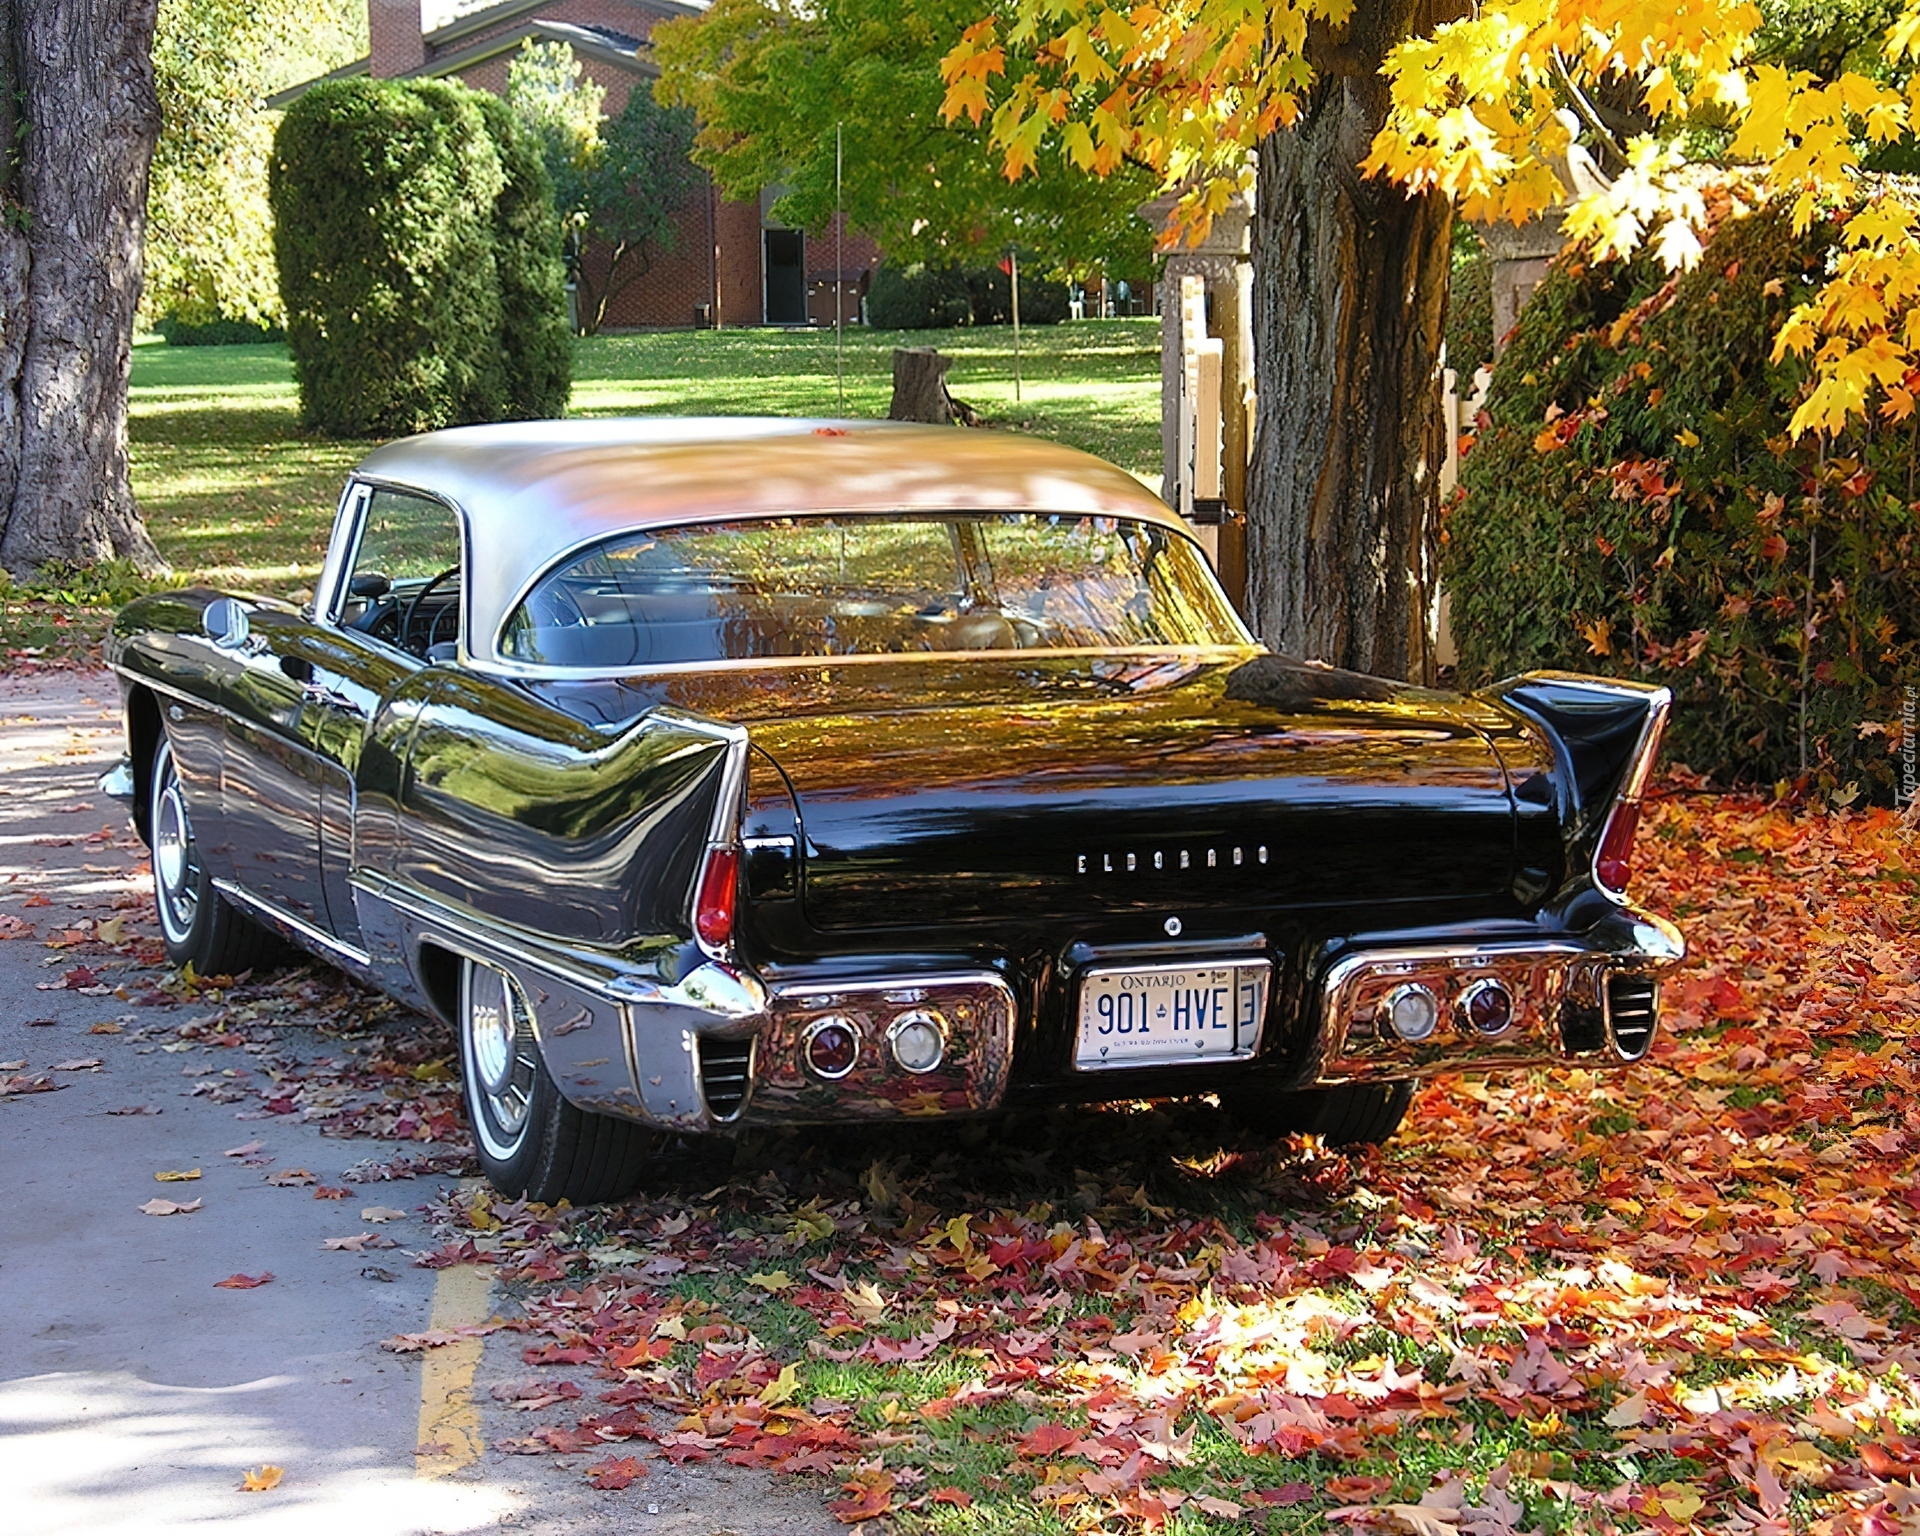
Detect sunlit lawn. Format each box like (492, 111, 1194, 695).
(124, 319, 1162, 598)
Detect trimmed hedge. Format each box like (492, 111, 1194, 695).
(271, 78, 569, 437)
(1448, 200, 1920, 799)
(471, 93, 571, 421)
(156, 315, 285, 346)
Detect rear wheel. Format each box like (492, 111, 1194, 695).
(1224, 1079, 1414, 1148)
(149, 737, 283, 976)
(457, 958, 654, 1204)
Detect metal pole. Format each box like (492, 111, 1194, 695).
(835, 123, 844, 418)
(1010, 246, 1021, 404)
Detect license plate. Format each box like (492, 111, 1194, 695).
(1074, 958, 1270, 1070)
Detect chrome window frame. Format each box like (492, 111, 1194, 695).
(315, 476, 477, 666)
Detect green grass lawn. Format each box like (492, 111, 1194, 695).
(126, 318, 1162, 596)
(0, 319, 1157, 663)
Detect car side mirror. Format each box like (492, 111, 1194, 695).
(348, 573, 392, 599)
(202, 597, 251, 650)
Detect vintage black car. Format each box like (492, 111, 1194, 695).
(103, 418, 1683, 1203)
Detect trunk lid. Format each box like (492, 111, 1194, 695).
(630, 653, 1522, 932)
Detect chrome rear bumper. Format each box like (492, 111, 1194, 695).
(1313, 910, 1685, 1084)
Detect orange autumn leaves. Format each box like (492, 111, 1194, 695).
(432, 782, 1920, 1531)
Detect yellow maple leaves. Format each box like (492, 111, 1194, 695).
(950, 0, 1920, 433)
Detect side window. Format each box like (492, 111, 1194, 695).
(336, 488, 464, 658)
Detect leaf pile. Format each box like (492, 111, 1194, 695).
(417, 789, 1920, 1533)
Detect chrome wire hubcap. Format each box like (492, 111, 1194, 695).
(464, 964, 537, 1160)
(152, 746, 199, 941)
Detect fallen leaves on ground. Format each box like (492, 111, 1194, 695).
(404, 787, 1920, 1534)
(214, 1272, 273, 1289)
(360, 1205, 406, 1223)
(138, 1197, 201, 1216)
(237, 1465, 283, 1492)
(583, 1454, 647, 1490)
(153, 1168, 200, 1182)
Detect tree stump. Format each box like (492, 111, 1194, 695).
(887, 347, 984, 427)
(888, 347, 953, 422)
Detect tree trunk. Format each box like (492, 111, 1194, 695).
(0, 1, 165, 578)
(1245, 1, 1458, 682)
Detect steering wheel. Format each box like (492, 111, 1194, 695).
(402, 565, 460, 656)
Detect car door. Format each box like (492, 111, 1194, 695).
(211, 603, 334, 931)
(292, 483, 465, 944)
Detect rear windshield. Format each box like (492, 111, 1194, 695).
(498, 514, 1247, 668)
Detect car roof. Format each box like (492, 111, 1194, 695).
(349, 417, 1185, 663)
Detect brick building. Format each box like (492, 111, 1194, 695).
(273, 0, 881, 329)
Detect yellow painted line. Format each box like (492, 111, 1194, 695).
(414, 1261, 495, 1479)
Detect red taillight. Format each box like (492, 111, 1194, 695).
(1595, 801, 1641, 894)
(694, 846, 740, 950)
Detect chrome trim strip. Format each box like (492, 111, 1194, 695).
(743, 834, 796, 852)
(769, 969, 1012, 1004)
(472, 643, 1260, 686)
(212, 878, 373, 970)
(349, 871, 768, 1018)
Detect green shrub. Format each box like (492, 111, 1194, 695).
(471, 93, 571, 418)
(869, 258, 1071, 329)
(156, 314, 285, 346)
(271, 78, 511, 436)
(964, 261, 1071, 326)
(1448, 199, 1920, 799)
(868, 262, 972, 330)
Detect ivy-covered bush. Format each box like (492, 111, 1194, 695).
(1448, 199, 1920, 799)
(272, 78, 570, 436)
(471, 93, 572, 420)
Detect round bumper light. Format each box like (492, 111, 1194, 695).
(801, 1016, 860, 1079)
(1383, 982, 1440, 1043)
(1458, 979, 1515, 1036)
(887, 1009, 947, 1074)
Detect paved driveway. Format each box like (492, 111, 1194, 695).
(0, 669, 836, 1536)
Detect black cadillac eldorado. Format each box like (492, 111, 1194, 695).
(102, 418, 1683, 1203)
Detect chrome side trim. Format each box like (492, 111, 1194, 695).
(212, 878, 373, 970)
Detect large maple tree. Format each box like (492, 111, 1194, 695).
(942, 0, 1920, 679)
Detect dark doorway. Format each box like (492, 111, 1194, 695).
(763, 229, 806, 325)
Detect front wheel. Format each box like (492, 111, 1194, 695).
(149, 736, 283, 976)
(457, 958, 654, 1204)
(1223, 1079, 1414, 1148)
